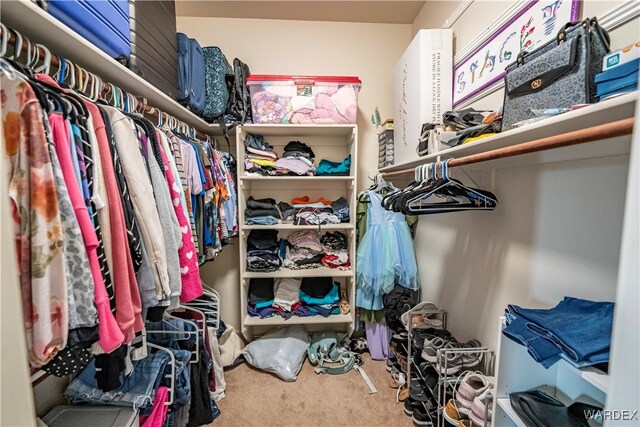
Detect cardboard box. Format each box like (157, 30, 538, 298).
(393, 29, 453, 166)
(603, 42, 640, 71)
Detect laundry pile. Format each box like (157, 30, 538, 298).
(274, 140, 316, 176)
(244, 134, 278, 176)
(247, 277, 348, 319)
(249, 83, 360, 124)
(283, 230, 325, 270)
(321, 232, 350, 270)
(246, 230, 281, 272)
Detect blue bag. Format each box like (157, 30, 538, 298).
(177, 33, 205, 115)
(48, 0, 130, 60)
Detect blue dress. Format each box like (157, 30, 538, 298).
(356, 191, 419, 310)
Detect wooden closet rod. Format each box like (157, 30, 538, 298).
(1, 26, 215, 141)
(381, 118, 635, 178)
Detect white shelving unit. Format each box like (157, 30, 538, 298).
(492, 318, 609, 426)
(237, 124, 358, 339)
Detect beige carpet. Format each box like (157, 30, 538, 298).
(209, 354, 414, 426)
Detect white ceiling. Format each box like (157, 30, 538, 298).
(175, 1, 426, 24)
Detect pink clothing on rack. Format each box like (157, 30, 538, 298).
(48, 112, 124, 353)
(156, 130, 203, 302)
(139, 386, 169, 427)
(86, 101, 144, 341)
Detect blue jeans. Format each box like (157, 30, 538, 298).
(66, 351, 170, 410)
(503, 311, 561, 368)
(245, 215, 278, 225)
(504, 297, 614, 368)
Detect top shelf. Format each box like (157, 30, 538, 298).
(0, 0, 220, 135)
(241, 124, 356, 137)
(380, 91, 637, 173)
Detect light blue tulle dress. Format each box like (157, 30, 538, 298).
(356, 190, 420, 310)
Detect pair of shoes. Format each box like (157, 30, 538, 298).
(404, 397, 422, 416)
(436, 339, 484, 375)
(422, 336, 458, 363)
(389, 370, 406, 389)
(412, 404, 437, 426)
(445, 372, 494, 426)
(413, 328, 453, 350)
(386, 354, 398, 372)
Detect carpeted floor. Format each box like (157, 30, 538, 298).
(209, 354, 414, 426)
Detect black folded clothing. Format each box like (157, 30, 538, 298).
(283, 140, 315, 160)
(295, 253, 324, 266)
(245, 207, 281, 218)
(246, 196, 277, 210)
(248, 278, 275, 304)
(510, 390, 601, 427)
(301, 276, 334, 298)
(321, 231, 348, 251)
(277, 201, 295, 221)
(247, 230, 278, 251)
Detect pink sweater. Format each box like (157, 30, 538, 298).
(48, 113, 124, 353)
(86, 101, 144, 341)
(156, 131, 203, 302)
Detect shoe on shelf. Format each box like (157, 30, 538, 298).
(409, 386, 432, 403)
(436, 346, 463, 375)
(386, 354, 398, 372)
(411, 404, 436, 426)
(422, 336, 456, 363)
(443, 399, 467, 426)
(397, 384, 409, 403)
(404, 399, 415, 416)
(468, 392, 494, 426)
(458, 339, 484, 369)
(455, 372, 494, 415)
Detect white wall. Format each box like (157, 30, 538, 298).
(177, 16, 411, 329)
(408, 0, 637, 349)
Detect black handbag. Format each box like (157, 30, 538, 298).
(509, 390, 602, 427)
(502, 17, 610, 130)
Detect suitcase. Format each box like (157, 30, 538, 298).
(47, 0, 130, 60)
(202, 46, 232, 122)
(177, 33, 205, 115)
(128, 0, 178, 99)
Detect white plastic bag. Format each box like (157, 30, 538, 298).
(242, 325, 308, 381)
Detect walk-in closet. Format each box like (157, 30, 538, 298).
(1, 1, 638, 426)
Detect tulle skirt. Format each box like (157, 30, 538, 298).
(356, 220, 419, 310)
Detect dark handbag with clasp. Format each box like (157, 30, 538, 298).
(501, 17, 610, 131)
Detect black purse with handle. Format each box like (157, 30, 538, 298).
(502, 17, 610, 130)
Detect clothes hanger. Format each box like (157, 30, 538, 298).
(146, 342, 176, 406)
(33, 44, 51, 75)
(404, 159, 498, 214)
(0, 24, 9, 58)
(383, 164, 431, 211)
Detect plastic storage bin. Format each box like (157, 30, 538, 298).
(247, 75, 362, 124)
(41, 406, 138, 427)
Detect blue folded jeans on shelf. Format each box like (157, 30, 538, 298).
(504, 297, 614, 368)
(519, 297, 614, 366)
(65, 350, 171, 410)
(503, 312, 562, 368)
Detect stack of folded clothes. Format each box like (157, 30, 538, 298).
(316, 154, 351, 176)
(245, 197, 280, 225)
(299, 277, 341, 317)
(331, 197, 350, 222)
(320, 231, 350, 270)
(245, 134, 278, 176)
(275, 140, 316, 176)
(248, 278, 275, 309)
(291, 196, 341, 225)
(247, 277, 342, 319)
(283, 230, 324, 270)
(503, 297, 614, 369)
(246, 230, 280, 272)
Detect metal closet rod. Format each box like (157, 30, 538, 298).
(381, 118, 635, 178)
(0, 25, 214, 141)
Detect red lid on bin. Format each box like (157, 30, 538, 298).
(247, 75, 361, 84)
